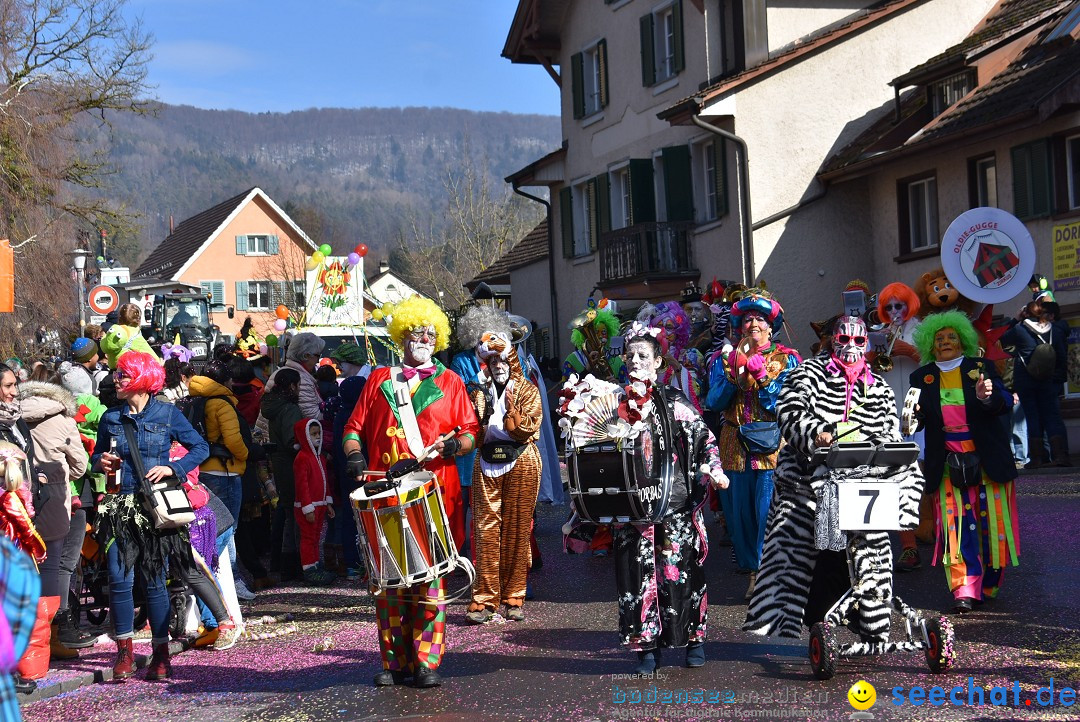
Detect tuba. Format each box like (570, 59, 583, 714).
(570, 310, 612, 380)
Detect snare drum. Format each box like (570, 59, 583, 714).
(350, 471, 458, 589)
(566, 411, 674, 524)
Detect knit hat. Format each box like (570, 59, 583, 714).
(71, 337, 99, 363)
(330, 341, 367, 366)
(58, 361, 93, 397)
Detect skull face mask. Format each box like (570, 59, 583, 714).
(832, 316, 868, 367)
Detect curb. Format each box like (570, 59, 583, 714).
(20, 638, 192, 705)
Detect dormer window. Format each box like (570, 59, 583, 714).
(928, 71, 975, 117)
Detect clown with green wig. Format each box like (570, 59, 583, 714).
(908, 310, 1019, 615)
(562, 304, 627, 384)
(342, 295, 479, 689)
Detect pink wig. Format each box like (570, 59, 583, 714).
(877, 282, 920, 322)
(649, 301, 690, 355)
(117, 351, 165, 394)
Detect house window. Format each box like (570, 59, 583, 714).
(577, 180, 597, 255)
(248, 281, 272, 310)
(1067, 134, 1080, 210)
(968, 154, 997, 208)
(694, 138, 728, 222)
(898, 174, 939, 253)
(235, 234, 279, 256)
(609, 167, 632, 229)
(571, 40, 608, 120)
(640, 1, 684, 87)
(293, 280, 306, 309)
(1011, 139, 1052, 220)
(199, 281, 224, 306)
(706, 0, 746, 82)
(928, 71, 975, 117)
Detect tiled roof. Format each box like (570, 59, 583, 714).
(821, 4, 1080, 178)
(660, 0, 929, 122)
(469, 220, 549, 286)
(894, 0, 1068, 84)
(134, 188, 255, 279)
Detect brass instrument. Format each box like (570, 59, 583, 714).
(570, 309, 613, 380)
(870, 319, 901, 374)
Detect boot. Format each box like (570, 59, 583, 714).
(1049, 436, 1071, 468)
(112, 638, 134, 681)
(633, 648, 661, 674)
(49, 621, 78, 660)
(56, 609, 96, 649)
(144, 643, 171, 681)
(1025, 436, 1044, 469)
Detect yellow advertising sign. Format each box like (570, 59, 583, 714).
(1052, 220, 1080, 291)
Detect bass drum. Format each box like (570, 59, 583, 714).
(566, 406, 674, 524)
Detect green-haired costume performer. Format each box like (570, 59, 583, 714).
(342, 295, 479, 689)
(562, 307, 627, 383)
(909, 310, 1018, 614)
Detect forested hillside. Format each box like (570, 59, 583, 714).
(87, 104, 561, 266)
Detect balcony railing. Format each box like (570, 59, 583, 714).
(599, 221, 695, 283)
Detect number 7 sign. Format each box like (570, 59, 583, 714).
(837, 481, 902, 531)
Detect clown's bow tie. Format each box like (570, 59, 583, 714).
(401, 366, 436, 381)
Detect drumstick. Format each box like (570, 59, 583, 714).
(416, 426, 463, 463)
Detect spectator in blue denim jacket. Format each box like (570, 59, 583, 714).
(92, 351, 208, 683)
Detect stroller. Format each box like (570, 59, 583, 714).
(805, 442, 955, 680)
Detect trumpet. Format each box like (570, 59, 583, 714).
(570, 310, 613, 380)
(870, 319, 901, 373)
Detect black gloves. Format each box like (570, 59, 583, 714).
(440, 437, 461, 459)
(347, 451, 367, 479)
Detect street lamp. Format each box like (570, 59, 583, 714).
(69, 247, 91, 334)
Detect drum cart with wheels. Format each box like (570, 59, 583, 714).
(806, 442, 956, 680)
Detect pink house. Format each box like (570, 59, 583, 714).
(134, 187, 317, 337)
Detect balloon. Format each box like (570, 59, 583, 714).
(275, 305, 289, 319)
(346, 252, 360, 267)
(265, 334, 278, 347)
(354, 243, 369, 257)
(274, 319, 287, 332)
(258, 343, 269, 355)
(311, 251, 325, 264)
(371, 308, 384, 321)
(318, 243, 332, 257)
(305, 256, 320, 271)
(381, 303, 394, 316)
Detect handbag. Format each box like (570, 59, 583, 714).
(736, 421, 782, 455)
(121, 418, 195, 530)
(945, 451, 982, 490)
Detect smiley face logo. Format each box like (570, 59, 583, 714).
(848, 680, 876, 710)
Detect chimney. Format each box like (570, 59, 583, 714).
(169, 215, 174, 234)
(379, 260, 390, 274)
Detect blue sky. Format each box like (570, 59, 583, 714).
(126, 0, 559, 116)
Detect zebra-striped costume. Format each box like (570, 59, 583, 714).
(743, 355, 923, 640)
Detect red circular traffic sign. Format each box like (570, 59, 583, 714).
(88, 285, 120, 314)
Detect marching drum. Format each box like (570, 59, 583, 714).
(350, 471, 458, 590)
(566, 411, 675, 524)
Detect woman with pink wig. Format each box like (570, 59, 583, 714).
(91, 352, 208, 683)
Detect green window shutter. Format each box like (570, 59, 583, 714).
(1012, 140, 1052, 220)
(595, 173, 611, 236)
(662, 145, 693, 221)
(235, 235, 248, 255)
(640, 14, 656, 87)
(672, 0, 685, 74)
(235, 282, 248, 311)
(268, 235, 280, 254)
(713, 139, 729, 217)
(571, 52, 585, 120)
(598, 39, 609, 109)
(628, 159, 656, 225)
(560, 187, 574, 258)
(586, 179, 599, 253)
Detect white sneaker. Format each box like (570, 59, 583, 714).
(234, 578, 256, 601)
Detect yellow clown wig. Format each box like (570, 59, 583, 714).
(387, 296, 452, 353)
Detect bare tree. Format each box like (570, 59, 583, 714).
(252, 238, 309, 334)
(395, 150, 543, 309)
(0, 0, 152, 354)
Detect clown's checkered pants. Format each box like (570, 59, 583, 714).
(375, 578, 446, 672)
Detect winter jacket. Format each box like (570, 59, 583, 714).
(18, 381, 87, 541)
(188, 376, 249, 475)
(260, 390, 303, 494)
(266, 360, 322, 420)
(232, 383, 263, 427)
(331, 374, 366, 493)
(293, 419, 332, 515)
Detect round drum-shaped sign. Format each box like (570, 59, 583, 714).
(88, 285, 120, 315)
(940, 207, 1035, 304)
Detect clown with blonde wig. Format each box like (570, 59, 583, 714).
(343, 296, 479, 689)
(463, 330, 544, 625)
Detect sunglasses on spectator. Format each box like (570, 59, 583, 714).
(835, 334, 867, 345)
(884, 303, 906, 311)
(113, 369, 129, 381)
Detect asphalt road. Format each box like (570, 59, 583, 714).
(22, 473, 1080, 722)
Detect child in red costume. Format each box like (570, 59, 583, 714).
(293, 419, 335, 586)
(0, 441, 45, 564)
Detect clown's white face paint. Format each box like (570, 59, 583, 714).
(486, 356, 510, 385)
(832, 316, 868, 367)
(624, 339, 662, 382)
(403, 326, 436, 367)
